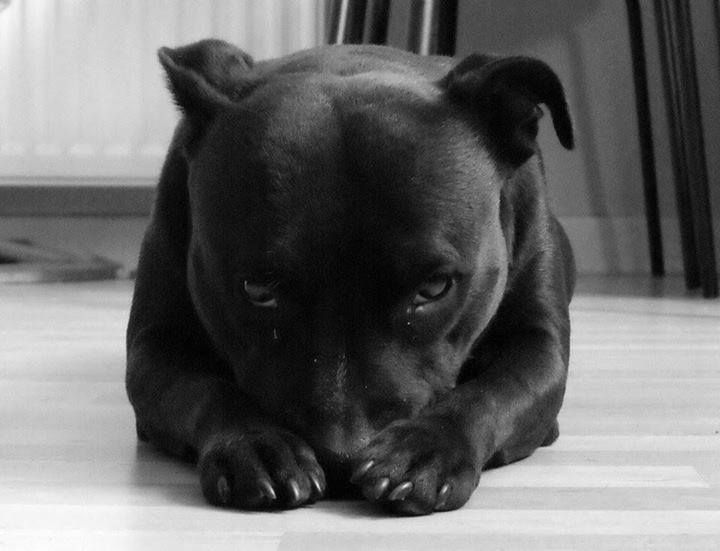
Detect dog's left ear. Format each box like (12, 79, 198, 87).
(441, 54, 574, 165)
(158, 39, 255, 121)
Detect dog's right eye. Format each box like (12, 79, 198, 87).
(412, 274, 454, 306)
(242, 280, 278, 308)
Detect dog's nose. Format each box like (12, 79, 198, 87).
(313, 444, 352, 469)
(310, 424, 370, 456)
(305, 421, 371, 465)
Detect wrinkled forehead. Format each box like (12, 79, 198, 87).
(191, 73, 498, 271)
(337, 85, 498, 226)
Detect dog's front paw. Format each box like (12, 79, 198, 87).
(350, 417, 480, 515)
(198, 427, 326, 510)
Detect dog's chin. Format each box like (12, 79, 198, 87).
(323, 464, 364, 499)
(314, 448, 363, 499)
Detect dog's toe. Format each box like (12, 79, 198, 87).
(351, 416, 480, 515)
(198, 429, 325, 510)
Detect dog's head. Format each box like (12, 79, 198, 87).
(159, 40, 572, 470)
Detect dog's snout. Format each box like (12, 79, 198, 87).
(304, 416, 371, 461)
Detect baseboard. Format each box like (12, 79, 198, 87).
(0, 239, 121, 283)
(0, 216, 147, 277)
(0, 180, 154, 217)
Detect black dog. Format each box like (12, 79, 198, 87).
(126, 39, 575, 516)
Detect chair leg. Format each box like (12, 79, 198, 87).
(327, 0, 345, 44)
(674, 0, 718, 297)
(625, 0, 665, 277)
(655, 0, 718, 297)
(435, 0, 458, 56)
(654, 0, 701, 291)
(407, 0, 434, 54)
(406, 0, 457, 55)
(362, 0, 390, 44)
(328, 0, 368, 45)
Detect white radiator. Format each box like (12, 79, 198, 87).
(0, 0, 325, 181)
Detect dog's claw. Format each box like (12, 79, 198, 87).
(364, 477, 390, 501)
(350, 459, 375, 483)
(287, 478, 301, 505)
(216, 476, 231, 505)
(258, 478, 277, 502)
(387, 481, 413, 501)
(435, 482, 451, 509)
(309, 471, 325, 497)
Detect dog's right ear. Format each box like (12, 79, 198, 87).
(441, 54, 573, 166)
(158, 39, 255, 122)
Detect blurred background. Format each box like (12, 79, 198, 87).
(0, 0, 718, 277)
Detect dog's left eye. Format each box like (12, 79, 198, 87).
(243, 280, 278, 308)
(413, 274, 453, 305)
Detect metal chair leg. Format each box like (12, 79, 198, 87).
(673, 0, 718, 297)
(435, 0, 458, 56)
(328, 0, 368, 45)
(625, 0, 665, 277)
(407, 0, 434, 54)
(406, 0, 457, 55)
(655, 0, 718, 297)
(655, 0, 699, 290)
(362, 0, 390, 44)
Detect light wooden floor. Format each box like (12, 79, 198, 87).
(1, 277, 719, 550)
